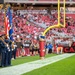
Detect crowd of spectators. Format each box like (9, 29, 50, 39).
(21, 0, 75, 1)
(0, 9, 75, 56)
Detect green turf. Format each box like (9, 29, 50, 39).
(0, 54, 56, 69)
(12, 54, 57, 66)
(22, 55, 75, 75)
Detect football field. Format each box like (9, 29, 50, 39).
(23, 53, 75, 75)
(0, 53, 75, 75)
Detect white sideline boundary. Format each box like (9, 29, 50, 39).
(0, 53, 75, 75)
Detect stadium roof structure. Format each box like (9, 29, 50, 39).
(4, 0, 75, 4)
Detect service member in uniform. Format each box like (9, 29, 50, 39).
(12, 41, 17, 59)
(8, 40, 12, 66)
(0, 35, 8, 67)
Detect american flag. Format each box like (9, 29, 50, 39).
(5, 12, 10, 38)
(5, 7, 13, 41)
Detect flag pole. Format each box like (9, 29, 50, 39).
(4, 4, 7, 35)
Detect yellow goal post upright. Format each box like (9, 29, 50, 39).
(43, 0, 66, 36)
(39, 0, 66, 59)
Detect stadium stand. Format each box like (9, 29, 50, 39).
(0, 1, 75, 57)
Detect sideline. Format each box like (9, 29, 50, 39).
(0, 53, 75, 75)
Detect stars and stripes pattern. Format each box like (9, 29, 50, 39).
(5, 7, 13, 41)
(5, 12, 10, 38)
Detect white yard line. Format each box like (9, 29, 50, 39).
(0, 53, 75, 75)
